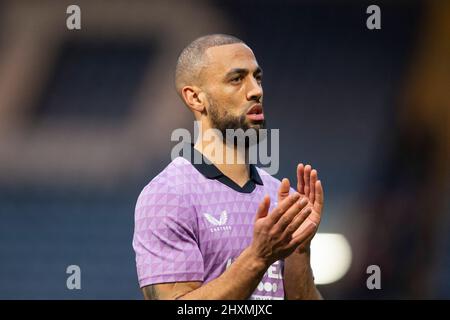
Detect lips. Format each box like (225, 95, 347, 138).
(247, 104, 264, 121)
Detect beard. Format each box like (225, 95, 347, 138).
(207, 95, 266, 148)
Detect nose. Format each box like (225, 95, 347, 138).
(246, 77, 263, 102)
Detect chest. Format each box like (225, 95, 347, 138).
(189, 182, 269, 258)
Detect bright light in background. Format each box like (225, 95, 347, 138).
(310, 233, 352, 285)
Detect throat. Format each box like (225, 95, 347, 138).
(194, 138, 251, 187)
(215, 163, 250, 187)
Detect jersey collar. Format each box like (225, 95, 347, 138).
(183, 144, 263, 193)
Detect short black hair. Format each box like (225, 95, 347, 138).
(175, 34, 244, 94)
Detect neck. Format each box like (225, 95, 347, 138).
(194, 131, 250, 188)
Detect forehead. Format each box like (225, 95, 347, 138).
(204, 43, 259, 73)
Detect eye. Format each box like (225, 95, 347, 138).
(255, 74, 263, 83)
(230, 76, 243, 84)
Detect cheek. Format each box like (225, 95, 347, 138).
(209, 86, 246, 113)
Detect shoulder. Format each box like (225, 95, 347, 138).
(255, 167, 281, 188)
(141, 157, 195, 192)
(135, 157, 196, 210)
(255, 167, 297, 194)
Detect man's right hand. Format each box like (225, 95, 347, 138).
(249, 190, 316, 267)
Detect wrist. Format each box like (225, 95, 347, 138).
(285, 249, 312, 272)
(297, 240, 312, 255)
(242, 246, 270, 272)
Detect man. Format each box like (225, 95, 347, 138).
(132, 34, 323, 300)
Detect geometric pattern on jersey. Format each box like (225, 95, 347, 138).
(133, 146, 287, 299)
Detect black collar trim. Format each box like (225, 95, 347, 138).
(182, 144, 263, 193)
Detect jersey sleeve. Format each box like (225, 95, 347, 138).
(132, 179, 204, 288)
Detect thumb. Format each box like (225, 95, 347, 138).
(278, 178, 291, 203)
(255, 195, 271, 221)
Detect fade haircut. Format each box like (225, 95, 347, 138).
(175, 34, 244, 96)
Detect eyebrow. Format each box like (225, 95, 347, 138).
(225, 66, 263, 78)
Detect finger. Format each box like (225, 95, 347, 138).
(269, 192, 301, 224)
(278, 178, 291, 203)
(255, 195, 270, 221)
(292, 218, 318, 239)
(297, 163, 304, 194)
(288, 222, 317, 249)
(282, 206, 312, 237)
(305, 232, 315, 244)
(313, 180, 324, 214)
(304, 165, 311, 198)
(274, 197, 309, 231)
(310, 169, 317, 203)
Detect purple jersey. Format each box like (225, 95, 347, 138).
(133, 147, 286, 300)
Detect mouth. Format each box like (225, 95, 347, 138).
(246, 104, 264, 121)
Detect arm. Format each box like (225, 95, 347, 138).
(142, 192, 315, 300)
(284, 249, 322, 300)
(279, 164, 325, 300)
(143, 247, 267, 300)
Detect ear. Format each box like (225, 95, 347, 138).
(181, 86, 206, 114)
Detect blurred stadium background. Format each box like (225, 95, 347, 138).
(0, 0, 448, 299)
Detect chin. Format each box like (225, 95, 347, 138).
(247, 121, 265, 131)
